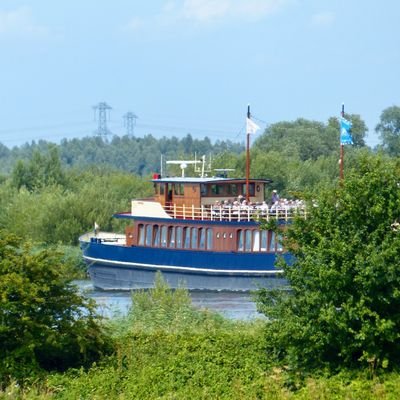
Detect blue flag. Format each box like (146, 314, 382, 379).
(340, 117, 353, 145)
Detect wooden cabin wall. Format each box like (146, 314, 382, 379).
(125, 225, 135, 246)
(171, 184, 201, 208)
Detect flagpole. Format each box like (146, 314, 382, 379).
(246, 105, 251, 202)
(339, 103, 345, 182)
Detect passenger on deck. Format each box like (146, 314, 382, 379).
(258, 201, 269, 216)
(271, 190, 279, 205)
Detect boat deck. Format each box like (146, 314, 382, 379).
(80, 231, 126, 245)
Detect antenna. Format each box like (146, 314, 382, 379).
(93, 102, 112, 136)
(193, 153, 212, 177)
(123, 111, 138, 136)
(166, 160, 201, 178)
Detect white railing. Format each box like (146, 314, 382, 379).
(163, 204, 306, 222)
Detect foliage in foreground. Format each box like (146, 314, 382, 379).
(257, 154, 400, 373)
(2, 275, 400, 398)
(0, 232, 112, 385)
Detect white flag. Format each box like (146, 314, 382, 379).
(246, 117, 260, 134)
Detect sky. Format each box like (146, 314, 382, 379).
(0, 0, 399, 148)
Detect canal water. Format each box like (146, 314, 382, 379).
(75, 280, 263, 320)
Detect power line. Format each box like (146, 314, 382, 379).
(0, 115, 251, 146)
(0, 121, 93, 135)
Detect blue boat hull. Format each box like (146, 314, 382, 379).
(81, 240, 288, 291)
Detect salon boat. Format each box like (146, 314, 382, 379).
(79, 110, 304, 291)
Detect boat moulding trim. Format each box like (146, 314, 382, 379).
(84, 256, 284, 276)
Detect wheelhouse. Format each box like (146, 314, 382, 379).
(152, 176, 272, 208)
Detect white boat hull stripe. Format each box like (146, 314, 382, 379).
(83, 256, 283, 275)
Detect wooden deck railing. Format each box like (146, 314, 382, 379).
(163, 204, 306, 222)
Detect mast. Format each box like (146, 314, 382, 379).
(246, 105, 251, 202)
(339, 103, 345, 182)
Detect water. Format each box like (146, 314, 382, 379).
(74, 280, 263, 320)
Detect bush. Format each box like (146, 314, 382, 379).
(256, 154, 400, 373)
(0, 232, 113, 385)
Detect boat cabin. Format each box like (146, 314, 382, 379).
(152, 176, 272, 209)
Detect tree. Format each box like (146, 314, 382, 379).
(376, 106, 400, 155)
(256, 154, 400, 372)
(254, 119, 338, 162)
(0, 232, 112, 383)
(11, 147, 65, 191)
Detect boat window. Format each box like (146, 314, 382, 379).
(260, 230, 268, 251)
(173, 184, 184, 196)
(153, 225, 160, 247)
(184, 228, 191, 249)
(245, 230, 252, 252)
(191, 227, 198, 249)
(161, 226, 168, 247)
(200, 184, 207, 196)
(269, 231, 276, 251)
(277, 233, 283, 252)
(176, 226, 183, 249)
(228, 184, 238, 196)
(206, 228, 213, 250)
(174, 183, 185, 196)
(160, 183, 165, 195)
(242, 183, 255, 197)
(145, 225, 153, 246)
(138, 224, 145, 246)
(168, 226, 176, 248)
(211, 184, 222, 195)
(237, 230, 244, 251)
(199, 228, 206, 249)
(253, 231, 260, 251)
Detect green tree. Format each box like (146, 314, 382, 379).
(0, 232, 112, 383)
(11, 147, 65, 191)
(376, 105, 400, 155)
(256, 154, 400, 372)
(254, 119, 338, 162)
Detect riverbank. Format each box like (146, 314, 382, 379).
(75, 279, 263, 320)
(3, 276, 400, 399)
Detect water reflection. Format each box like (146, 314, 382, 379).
(74, 280, 263, 320)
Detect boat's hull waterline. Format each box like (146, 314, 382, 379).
(81, 241, 288, 291)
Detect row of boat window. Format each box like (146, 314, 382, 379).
(238, 230, 283, 252)
(156, 183, 256, 197)
(138, 224, 213, 250)
(137, 224, 283, 252)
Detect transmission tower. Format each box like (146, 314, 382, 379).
(123, 111, 138, 136)
(93, 102, 112, 136)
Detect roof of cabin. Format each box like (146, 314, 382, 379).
(151, 177, 273, 184)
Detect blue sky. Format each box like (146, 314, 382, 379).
(0, 0, 399, 148)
